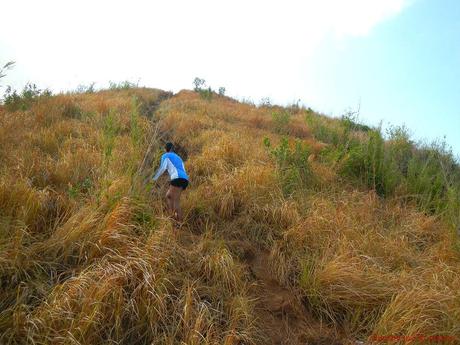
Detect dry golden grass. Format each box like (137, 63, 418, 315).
(0, 87, 459, 344)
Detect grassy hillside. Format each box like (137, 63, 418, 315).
(0, 86, 459, 344)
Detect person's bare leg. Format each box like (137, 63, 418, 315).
(174, 188, 184, 222)
(169, 186, 182, 222)
(166, 185, 180, 220)
(165, 186, 175, 217)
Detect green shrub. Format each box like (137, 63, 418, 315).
(340, 129, 400, 196)
(199, 87, 213, 101)
(307, 110, 372, 161)
(259, 97, 272, 107)
(193, 77, 206, 91)
(407, 153, 444, 214)
(272, 110, 290, 134)
(385, 125, 413, 175)
(109, 81, 136, 90)
(339, 125, 460, 227)
(341, 111, 372, 133)
(191, 78, 213, 100)
(2, 83, 52, 111)
(75, 83, 96, 94)
(264, 137, 313, 195)
(305, 112, 343, 147)
(406, 142, 459, 216)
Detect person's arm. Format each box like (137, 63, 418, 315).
(152, 156, 167, 181)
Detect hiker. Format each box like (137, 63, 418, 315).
(152, 142, 189, 222)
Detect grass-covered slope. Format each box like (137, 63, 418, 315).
(0, 87, 459, 344)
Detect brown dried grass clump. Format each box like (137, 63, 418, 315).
(372, 274, 460, 340)
(268, 189, 459, 338)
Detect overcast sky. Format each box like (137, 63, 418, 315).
(1, 0, 459, 155)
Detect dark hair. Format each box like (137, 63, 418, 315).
(165, 142, 174, 152)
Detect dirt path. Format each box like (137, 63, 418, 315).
(146, 94, 352, 345)
(248, 250, 307, 344)
(230, 245, 343, 345)
(174, 226, 346, 345)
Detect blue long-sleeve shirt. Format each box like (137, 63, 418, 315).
(153, 152, 189, 181)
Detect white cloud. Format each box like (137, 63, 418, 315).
(0, 0, 412, 101)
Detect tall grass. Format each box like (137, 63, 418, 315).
(306, 108, 460, 233)
(0, 87, 262, 345)
(0, 86, 459, 344)
(264, 137, 314, 195)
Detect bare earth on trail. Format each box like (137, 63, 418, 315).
(246, 249, 342, 345)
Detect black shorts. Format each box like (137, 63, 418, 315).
(170, 178, 189, 190)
